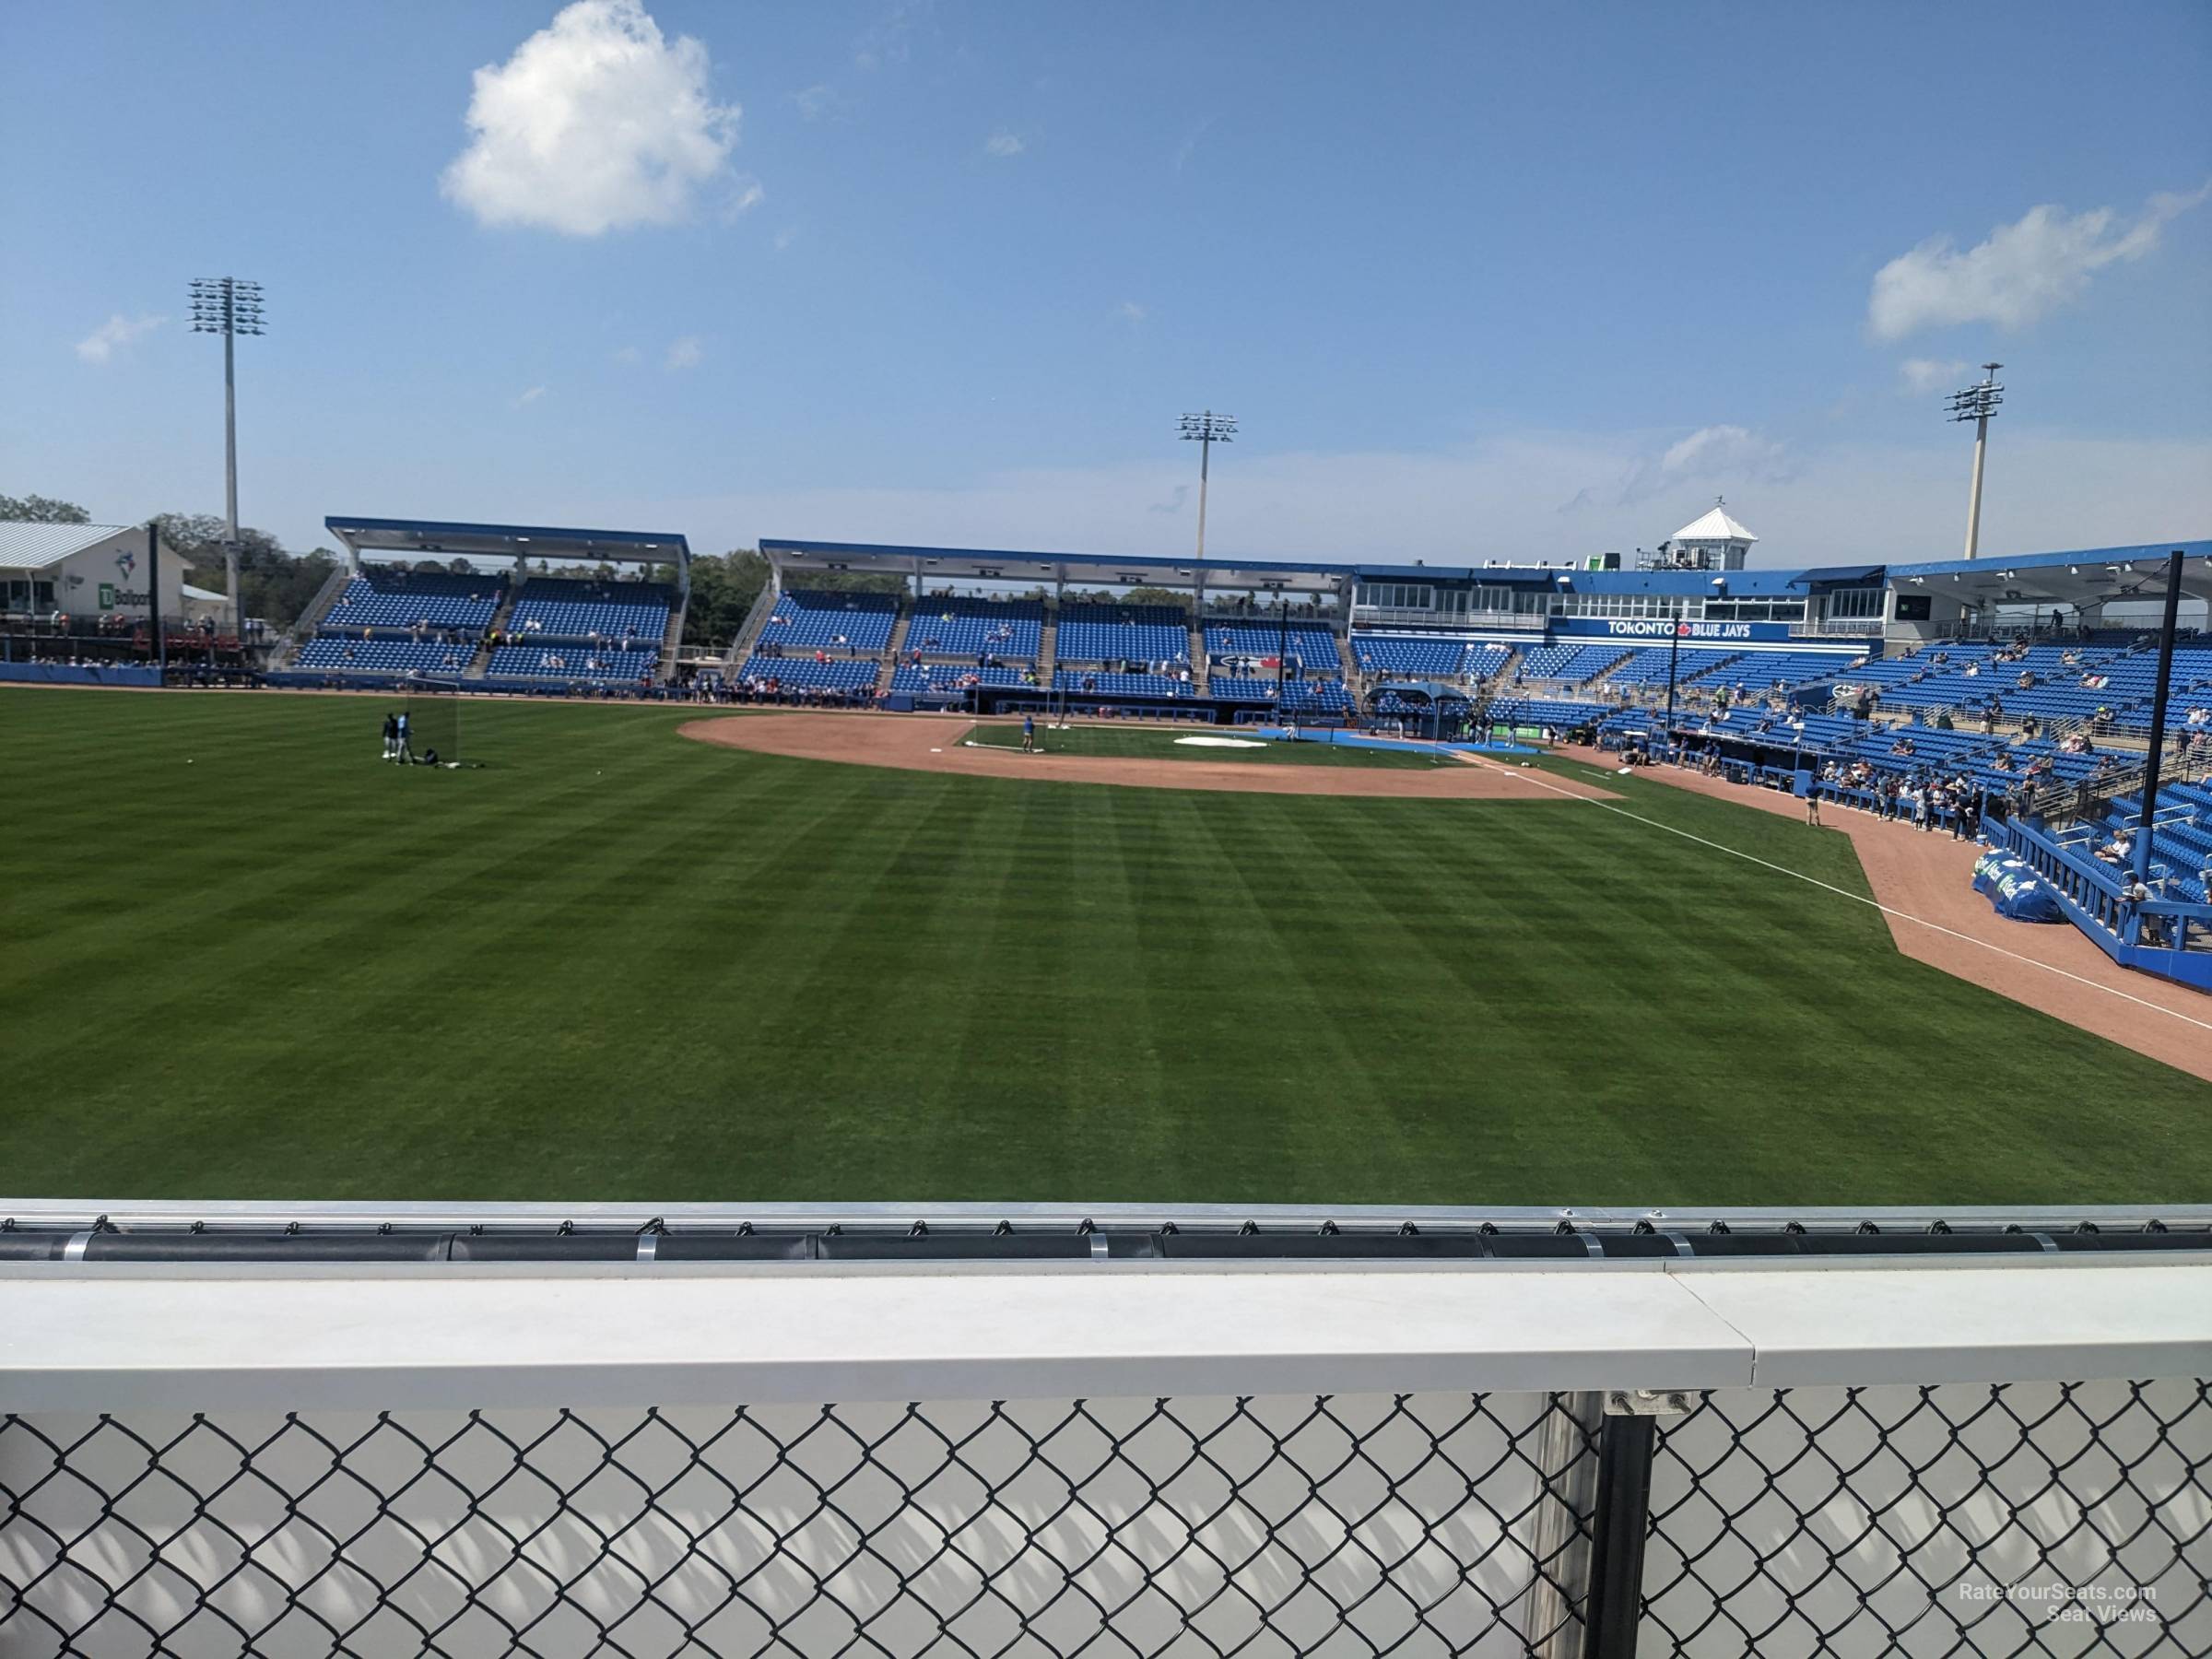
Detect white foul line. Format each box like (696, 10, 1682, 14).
(1461, 753, 2212, 1039)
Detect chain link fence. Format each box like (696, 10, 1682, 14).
(6, 1381, 2207, 1657)
(1641, 1379, 2212, 1658)
(0, 1393, 1596, 1659)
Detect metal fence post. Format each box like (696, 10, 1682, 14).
(1524, 1390, 1606, 1658)
(1583, 1391, 1677, 1659)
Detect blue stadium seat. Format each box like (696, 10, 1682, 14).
(486, 645, 658, 681)
(758, 590, 900, 654)
(904, 597, 1044, 662)
(1057, 605, 1191, 667)
(504, 579, 671, 646)
(293, 638, 476, 675)
(321, 570, 500, 633)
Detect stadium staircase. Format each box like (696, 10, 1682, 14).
(462, 585, 522, 680)
(275, 564, 359, 669)
(877, 608, 914, 696)
(1188, 616, 1206, 692)
(1038, 613, 1059, 684)
(724, 580, 782, 670)
(657, 594, 688, 684)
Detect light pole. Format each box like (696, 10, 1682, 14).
(1178, 410, 1237, 560)
(190, 276, 265, 638)
(1947, 362, 2003, 560)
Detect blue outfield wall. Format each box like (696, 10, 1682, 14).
(0, 663, 162, 688)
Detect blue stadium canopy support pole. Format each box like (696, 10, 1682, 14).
(1276, 595, 1288, 703)
(2129, 549, 2186, 897)
(1664, 603, 1683, 741)
(146, 523, 164, 674)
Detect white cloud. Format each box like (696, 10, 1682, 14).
(1603, 424, 1792, 508)
(792, 84, 841, 121)
(76, 312, 165, 364)
(982, 131, 1024, 159)
(721, 175, 766, 220)
(441, 0, 741, 237)
(1898, 358, 1969, 395)
(773, 227, 799, 253)
(512, 384, 548, 407)
(665, 335, 704, 371)
(1868, 182, 2210, 341)
(1115, 300, 1147, 324)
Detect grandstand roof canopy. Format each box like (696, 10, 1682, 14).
(1886, 540, 2212, 606)
(763, 538, 1360, 591)
(326, 516, 690, 568)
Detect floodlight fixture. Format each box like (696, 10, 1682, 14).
(1178, 410, 1238, 559)
(188, 276, 267, 636)
(1947, 362, 2004, 559)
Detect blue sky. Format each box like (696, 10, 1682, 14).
(4, 0, 2208, 563)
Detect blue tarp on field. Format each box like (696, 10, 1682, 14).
(1973, 851, 2065, 922)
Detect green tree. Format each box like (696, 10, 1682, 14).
(151, 512, 338, 629)
(682, 550, 771, 649)
(0, 493, 91, 524)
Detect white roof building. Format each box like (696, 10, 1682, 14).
(0, 521, 187, 618)
(1661, 500, 1758, 571)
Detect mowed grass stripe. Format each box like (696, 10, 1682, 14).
(2, 688, 2208, 1204)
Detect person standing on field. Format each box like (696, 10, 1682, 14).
(1021, 713, 1036, 753)
(395, 710, 413, 764)
(382, 712, 399, 761)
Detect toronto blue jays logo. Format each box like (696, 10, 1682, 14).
(114, 550, 137, 579)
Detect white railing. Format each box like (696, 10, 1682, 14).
(1352, 608, 1547, 632)
(1790, 617, 1886, 639)
(2, 1202, 2207, 1658)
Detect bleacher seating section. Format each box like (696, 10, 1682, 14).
(1513, 643, 1628, 683)
(904, 597, 1044, 661)
(1054, 669, 1196, 700)
(292, 639, 476, 676)
(1818, 637, 2212, 736)
(1488, 697, 1615, 731)
(1687, 652, 1866, 690)
(2084, 782, 2212, 904)
(1056, 605, 1191, 667)
(504, 579, 671, 645)
(321, 571, 500, 633)
(891, 665, 1039, 699)
(1203, 623, 1342, 676)
(759, 590, 900, 654)
(1597, 647, 1743, 688)
(487, 646, 657, 681)
(1351, 637, 1517, 678)
(735, 655, 878, 692)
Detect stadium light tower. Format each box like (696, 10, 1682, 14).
(190, 276, 266, 634)
(1947, 362, 2003, 560)
(1178, 410, 1237, 560)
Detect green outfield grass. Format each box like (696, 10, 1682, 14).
(963, 721, 1439, 767)
(4, 688, 2208, 1204)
